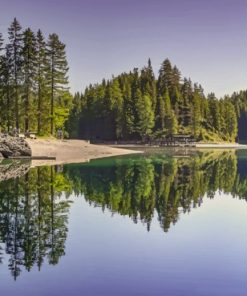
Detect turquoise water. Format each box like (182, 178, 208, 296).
(1, 150, 247, 295)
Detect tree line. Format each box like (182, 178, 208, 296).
(0, 18, 244, 141)
(0, 18, 71, 135)
(67, 58, 239, 142)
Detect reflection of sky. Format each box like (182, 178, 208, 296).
(2, 192, 247, 296)
(1, 0, 247, 97)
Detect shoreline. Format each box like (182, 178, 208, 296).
(196, 143, 247, 149)
(25, 139, 247, 168)
(27, 139, 143, 167)
(110, 143, 247, 149)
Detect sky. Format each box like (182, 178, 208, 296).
(0, 0, 247, 97)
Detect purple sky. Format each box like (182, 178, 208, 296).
(1, 0, 247, 97)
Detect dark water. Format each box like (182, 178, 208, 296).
(1, 150, 247, 295)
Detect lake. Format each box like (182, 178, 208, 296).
(1, 149, 247, 295)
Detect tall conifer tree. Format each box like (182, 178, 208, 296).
(36, 29, 48, 134)
(47, 34, 68, 135)
(8, 18, 23, 129)
(22, 28, 37, 131)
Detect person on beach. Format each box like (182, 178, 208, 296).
(57, 128, 63, 140)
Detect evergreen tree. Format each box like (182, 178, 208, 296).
(192, 87, 201, 137)
(36, 29, 48, 135)
(135, 92, 154, 139)
(0, 33, 3, 51)
(180, 78, 193, 128)
(158, 59, 173, 95)
(208, 93, 220, 132)
(140, 59, 156, 109)
(122, 75, 135, 138)
(8, 18, 23, 129)
(163, 88, 178, 135)
(22, 28, 37, 131)
(155, 95, 165, 132)
(0, 46, 12, 131)
(47, 34, 69, 135)
(170, 66, 181, 105)
(109, 78, 124, 139)
(224, 100, 237, 141)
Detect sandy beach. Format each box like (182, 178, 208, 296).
(27, 139, 142, 167)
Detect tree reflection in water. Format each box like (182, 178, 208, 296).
(0, 150, 246, 279)
(0, 166, 73, 279)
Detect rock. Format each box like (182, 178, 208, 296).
(0, 159, 30, 181)
(0, 152, 3, 159)
(0, 137, 32, 158)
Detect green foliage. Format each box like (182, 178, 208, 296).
(0, 18, 71, 135)
(135, 93, 154, 138)
(68, 57, 239, 142)
(47, 33, 69, 135)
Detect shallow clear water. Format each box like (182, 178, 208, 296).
(1, 149, 247, 295)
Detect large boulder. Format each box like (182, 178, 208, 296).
(0, 137, 32, 158)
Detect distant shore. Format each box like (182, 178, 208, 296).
(110, 142, 247, 149)
(27, 139, 142, 167)
(196, 143, 247, 149)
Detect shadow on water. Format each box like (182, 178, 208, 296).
(0, 149, 247, 279)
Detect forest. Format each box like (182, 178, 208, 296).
(67, 59, 244, 142)
(1, 18, 247, 142)
(0, 18, 71, 136)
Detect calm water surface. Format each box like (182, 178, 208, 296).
(1, 149, 247, 295)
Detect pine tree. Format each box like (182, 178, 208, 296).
(158, 59, 173, 95)
(191, 88, 201, 137)
(224, 101, 237, 141)
(155, 95, 165, 133)
(47, 34, 69, 135)
(0, 33, 3, 53)
(135, 93, 154, 140)
(121, 75, 135, 138)
(22, 28, 37, 131)
(140, 59, 157, 109)
(36, 30, 48, 134)
(208, 93, 220, 132)
(170, 66, 181, 105)
(109, 78, 123, 139)
(180, 78, 193, 128)
(163, 88, 178, 135)
(8, 18, 23, 130)
(0, 46, 12, 131)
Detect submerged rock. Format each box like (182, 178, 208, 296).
(0, 159, 30, 181)
(0, 137, 32, 158)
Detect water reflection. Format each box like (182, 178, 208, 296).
(0, 166, 72, 279)
(65, 150, 239, 232)
(0, 150, 246, 279)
